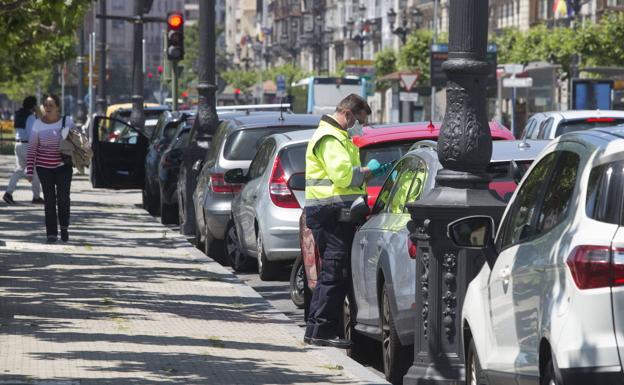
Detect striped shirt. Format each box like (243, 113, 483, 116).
(26, 117, 74, 175)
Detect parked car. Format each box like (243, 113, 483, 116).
(225, 130, 313, 279)
(296, 121, 515, 302)
(158, 114, 195, 224)
(177, 104, 293, 238)
(193, 113, 321, 263)
(143, 110, 193, 215)
(347, 139, 549, 384)
(453, 125, 624, 385)
(522, 110, 624, 140)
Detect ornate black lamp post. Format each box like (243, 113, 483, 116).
(280, 32, 300, 65)
(346, 4, 374, 60)
(403, 1, 506, 384)
(387, 7, 422, 45)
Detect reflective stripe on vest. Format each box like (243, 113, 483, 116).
(305, 119, 365, 206)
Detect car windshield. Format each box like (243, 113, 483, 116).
(360, 142, 414, 186)
(280, 143, 307, 173)
(223, 126, 315, 161)
(556, 118, 624, 137)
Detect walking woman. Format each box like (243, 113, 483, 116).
(26, 94, 75, 243)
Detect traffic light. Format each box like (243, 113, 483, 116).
(166, 11, 184, 61)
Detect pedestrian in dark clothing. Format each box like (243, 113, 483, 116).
(26, 94, 75, 243)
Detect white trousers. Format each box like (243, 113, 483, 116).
(6, 142, 41, 198)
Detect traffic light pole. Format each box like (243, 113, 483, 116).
(172, 61, 180, 111)
(130, 0, 145, 130)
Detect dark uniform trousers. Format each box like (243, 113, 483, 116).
(304, 204, 357, 340)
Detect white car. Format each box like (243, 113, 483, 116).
(451, 125, 624, 384)
(522, 110, 624, 140)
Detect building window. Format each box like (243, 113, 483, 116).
(538, 0, 549, 20)
(608, 0, 624, 5)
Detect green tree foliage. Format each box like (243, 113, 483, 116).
(221, 69, 259, 91)
(398, 29, 435, 80)
(0, 0, 92, 84)
(178, 23, 229, 93)
(374, 48, 397, 90)
(261, 64, 310, 92)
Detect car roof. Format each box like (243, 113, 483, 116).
(530, 110, 624, 121)
(105, 103, 165, 117)
(354, 121, 514, 147)
(270, 129, 316, 144)
(490, 139, 550, 162)
(228, 113, 321, 129)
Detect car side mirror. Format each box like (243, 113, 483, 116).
(447, 215, 495, 249)
(192, 159, 203, 173)
(349, 196, 370, 224)
(224, 168, 250, 184)
(508, 160, 524, 184)
(288, 173, 305, 191)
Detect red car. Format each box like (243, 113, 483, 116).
(289, 121, 514, 309)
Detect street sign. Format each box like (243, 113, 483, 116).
(503, 77, 533, 88)
(399, 92, 419, 102)
(503, 64, 524, 75)
(399, 73, 419, 92)
(344, 59, 376, 78)
(276, 74, 286, 98)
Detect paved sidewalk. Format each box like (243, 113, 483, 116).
(0, 155, 387, 385)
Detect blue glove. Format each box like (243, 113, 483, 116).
(366, 159, 381, 173)
(372, 162, 394, 177)
(390, 170, 398, 182)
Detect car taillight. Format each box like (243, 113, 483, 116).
(566, 245, 624, 289)
(269, 157, 300, 209)
(586, 118, 616, 123)
(209, 173, 242, 193)
(408, 238, 418, 259)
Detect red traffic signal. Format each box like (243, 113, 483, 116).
(167, 12, 183, 29)
(166, 12, 184, 61)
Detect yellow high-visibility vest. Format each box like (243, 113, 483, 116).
(305, 117, 365, 206)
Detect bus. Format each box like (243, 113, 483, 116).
(290, 76, 368, 114)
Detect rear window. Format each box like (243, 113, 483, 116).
(556, 118, 624, 137)
(360, 142, 414, 186)
(586, 160, 624, 225)
(223, 126, 315, 161)
(279, 143, 307, 173)
(487, 161, 533, 202)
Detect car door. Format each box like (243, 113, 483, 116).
(235, 139, 275, 253)
(487, 151, 558, 374)
(352, 159, 401, 325)
(91, 115, 148, 189)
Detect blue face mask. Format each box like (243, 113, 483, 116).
(347, 119, 363, 137)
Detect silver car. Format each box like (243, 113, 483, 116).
(522, 110, 624, 140)
(193, 113, 320, 262)
(348, 139, 549, 384)
(226, 130, 313, 280)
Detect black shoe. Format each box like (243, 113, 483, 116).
(303, 336, 312, 344)
(311, 337, 353, 349)
(61, 229, 69, 243)
(3, 192, 15, 205)
(46, 236, 57, 244)
(32, 197, 44, 204)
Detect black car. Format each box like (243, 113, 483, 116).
(158, 114, 195, 224)
(143, 110, 193, 215)
(176, 106, 292, 239)
(90, 105, 168, 189)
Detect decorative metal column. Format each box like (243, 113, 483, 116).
(96, 0, 107, 116)
(196, 0, 219, 137)
(130, 0, 146, 130)
(403, 1, 506, 384)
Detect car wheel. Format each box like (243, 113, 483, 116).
(226, 221, 251, 271)
(194, 222, 204, 252)
(204, 223, 227, 265)
(160, 201, 178, 225)
(257, 231, 278, 281)
(540, 356, 560, 385)
(466, 338, 485, 385)
(381, 284, 411, 385)
(342, 292, 365, 360)
(289, 256, 305, 308)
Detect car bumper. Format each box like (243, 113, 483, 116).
(204, 206, 230, 240)
(560, 366, 624, 385)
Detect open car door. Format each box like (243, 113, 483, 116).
(90, 115, 148, 189)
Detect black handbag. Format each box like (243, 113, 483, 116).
(59, 116, 73, 166)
